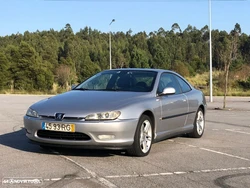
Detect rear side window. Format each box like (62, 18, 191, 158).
(175, 76, 192, 93)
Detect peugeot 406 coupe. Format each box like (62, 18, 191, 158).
(24, 68, 207, 157)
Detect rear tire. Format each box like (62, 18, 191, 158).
(127, 115, 153, 157)
(188, 108, 205, 138)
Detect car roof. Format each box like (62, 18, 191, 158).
(103, 68, 176, 74)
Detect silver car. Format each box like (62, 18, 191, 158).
(24, 68, 207, 157)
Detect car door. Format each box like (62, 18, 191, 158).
(156, 73, 188, 136)
(174, 75, 197, 128)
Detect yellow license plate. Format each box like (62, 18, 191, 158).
(42, 122, 75, 132)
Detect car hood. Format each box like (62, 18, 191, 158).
(31, 90, 150, 117)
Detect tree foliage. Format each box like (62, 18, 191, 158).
(218, 23, 241, 108)
(0, 23, 249, 93)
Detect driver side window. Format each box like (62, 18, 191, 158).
(157, 73, 181, 94)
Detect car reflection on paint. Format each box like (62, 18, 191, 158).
(24, 68, 207, 157)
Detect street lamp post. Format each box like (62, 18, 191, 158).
(209, 0, 213, 102)
(109, 19, 115, 70)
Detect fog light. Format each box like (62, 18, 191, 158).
(98, 135, 115, 140)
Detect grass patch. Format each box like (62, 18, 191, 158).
(187, 71, 250, 96)
(0, 82, 70, 95)
(1, 74, 250, 96)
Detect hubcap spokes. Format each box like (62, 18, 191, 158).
(196, 111, 204, 135)
(140, 120, 152, 153)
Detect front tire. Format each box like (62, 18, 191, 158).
(189, 108, 205, 138)
(127, 115, 153, 157)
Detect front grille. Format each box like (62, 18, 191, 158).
(40, 115, 85, 120)
(37, 130, 91, 141)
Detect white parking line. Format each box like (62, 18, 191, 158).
(43, 166, 250, 181)
(168, 140, 250, 162)
(51, 151, 117, 188)
(50, 178, 62, 181)
(200, 148, 250, 161)
(43, 177, 92, 182)
(105, 166, 250, 178)
(45, 138, 250, 186)
(226, 129, 250, 135)
(104, 174, 138, 178)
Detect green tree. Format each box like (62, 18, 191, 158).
(219, 23, 241, 108)
(172, 60, 190, 77)
(0, 53, 10, 90)
(129, 47, 149, 68)
(0, 22, 250, 95)
(9, 42, 41, 91)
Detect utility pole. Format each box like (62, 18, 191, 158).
(209, 0, 213, 102)
(109, 19, 115, 70)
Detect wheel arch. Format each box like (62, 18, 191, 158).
(198, 104, 205, 115)
(141, 110, 155, 139)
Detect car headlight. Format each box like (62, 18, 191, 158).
(85, 111, 121, 121)
(26, 108, 39, 118)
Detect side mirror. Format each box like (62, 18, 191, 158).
(159, 87, 176, 96)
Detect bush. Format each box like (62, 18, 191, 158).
(238, 77, 250, 90)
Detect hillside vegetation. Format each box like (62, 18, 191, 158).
(0, 23, 249, 95)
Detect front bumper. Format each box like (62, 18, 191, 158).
(24, 115, 138, 149)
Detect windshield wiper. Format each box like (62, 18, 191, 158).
(73, 88, 90, 91)
(74, 88, 124, 91)
(98, 88, 124, 91)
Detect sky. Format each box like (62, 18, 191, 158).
(0, 0, 249, 36)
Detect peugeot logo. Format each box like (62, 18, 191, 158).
(55, 113, 65, 120)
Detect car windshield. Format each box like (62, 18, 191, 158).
(75, 70, 157, 92)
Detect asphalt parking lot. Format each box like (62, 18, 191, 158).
(0, 95, 250, 188)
